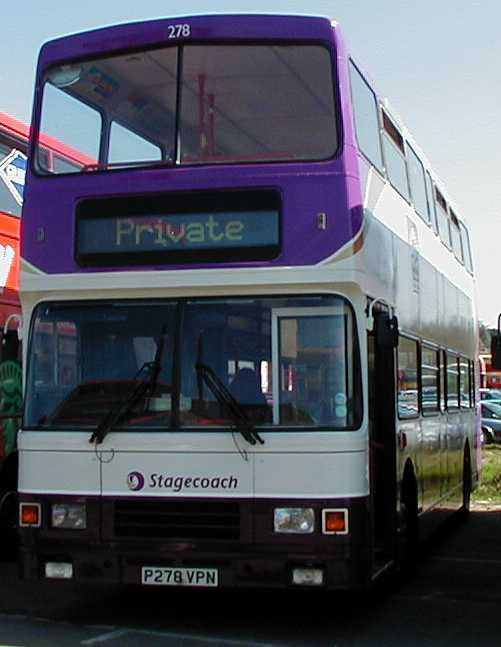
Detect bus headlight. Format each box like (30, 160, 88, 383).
(274, 508, 315, 534)
(51, 503, 87, 529)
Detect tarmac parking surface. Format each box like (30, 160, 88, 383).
(0, 507, 500, 646)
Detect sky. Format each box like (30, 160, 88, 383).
(2, 0, 500, 326)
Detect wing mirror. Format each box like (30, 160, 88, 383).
(3, 313, 22, 341)
(374, 312, 399, 349)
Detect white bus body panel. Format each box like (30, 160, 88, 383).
(18, 432, 100, 495)
(18, 430, 369, 499)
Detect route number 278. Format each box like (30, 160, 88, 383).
(167, 24, 191, 38)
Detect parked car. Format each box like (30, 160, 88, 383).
(480, 388, 501, 401)
(481, 401, 501, 443)
(482, 425, 495, 445)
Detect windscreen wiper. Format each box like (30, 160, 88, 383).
(81, 159, 175, 172)
(195, 362, 264, 446)
(89, 325, 168, 445)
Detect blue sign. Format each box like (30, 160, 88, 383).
(0, 149, 27, 206)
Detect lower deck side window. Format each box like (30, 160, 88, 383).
(398, 336, 418, 418)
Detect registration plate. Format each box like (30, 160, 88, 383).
(141, 566, 218, 587)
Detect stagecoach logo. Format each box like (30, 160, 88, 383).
(0, 149, 27, 207)
(127, 471, 145, 491)
(125, 470, 240, 493)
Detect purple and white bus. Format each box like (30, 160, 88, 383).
(18, 14, 479, 590)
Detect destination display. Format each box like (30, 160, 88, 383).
(76, 206, 280, 265)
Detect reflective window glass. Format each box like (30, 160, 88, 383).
(109, 121, 162, 165)
(39, 83, 101, 169)
(349, 62, 383, 171)
(180, 45, 337, 164)
(435, 190, 451, 248)
(440, 350, 446, 412)
(275, 309, 357, 427)
(449, 211, 464, 263)
(383, 136, 410, 201)
(421, 346, 439, 414)
(460, 223, 474, 273)
(398, 337, 418, 418)
(407, 145, 429, 222)
(446, 354, 459, 410)
(37, 44, 337, 172)
(460, 358, 469, 408)
(0, 136, 26, 216)
(425, 173, 438, 234)
(26, 296, 362, 432)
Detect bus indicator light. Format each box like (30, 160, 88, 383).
(20, 503, 42, 527)
(322, 509, 348, 535)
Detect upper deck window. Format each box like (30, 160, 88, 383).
(407, 144, 429, 223)
(36, 44, 338, 174)
(459, 222, 474, 273)
(434, 187, 451, 248)
(424, 171, 438, 234)
(449, 209, 464, 263)
(40, 83, 101, 163)
(349, 62, 383, 172)
(109, 121, 162, 165)
(381, 111, 410, 202)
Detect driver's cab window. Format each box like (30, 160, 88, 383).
(33, 321, 77, 388)
(179, 304, 271, 426)
(273, 307, 358, 427)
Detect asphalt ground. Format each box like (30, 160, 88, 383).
(0, 506, 499, 646)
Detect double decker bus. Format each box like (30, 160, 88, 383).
(18, 14, 478, 590)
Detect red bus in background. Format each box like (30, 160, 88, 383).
(0, 113, 26, 468)
(479, 354, 501, 389)
(0, 112, 89, 543)
(0, 112, 27, 543)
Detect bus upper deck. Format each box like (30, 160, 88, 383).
(22, 16, 473, 296)
(23, 15, 361, 276)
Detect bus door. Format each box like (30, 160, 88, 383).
(368, 309, 398, 564)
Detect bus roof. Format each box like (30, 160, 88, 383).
(0, 111, 30, 141)
(37, 14, 337, 68)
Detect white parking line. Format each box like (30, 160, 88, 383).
(81, 629, 130, 644)
(81, 627, 288, 646)
(135, 631, 285, 646)
(0, 613, 291, 647)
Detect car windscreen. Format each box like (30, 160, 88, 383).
(482, 402, 501, 417)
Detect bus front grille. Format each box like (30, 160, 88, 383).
(113, 500, 241, 541)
